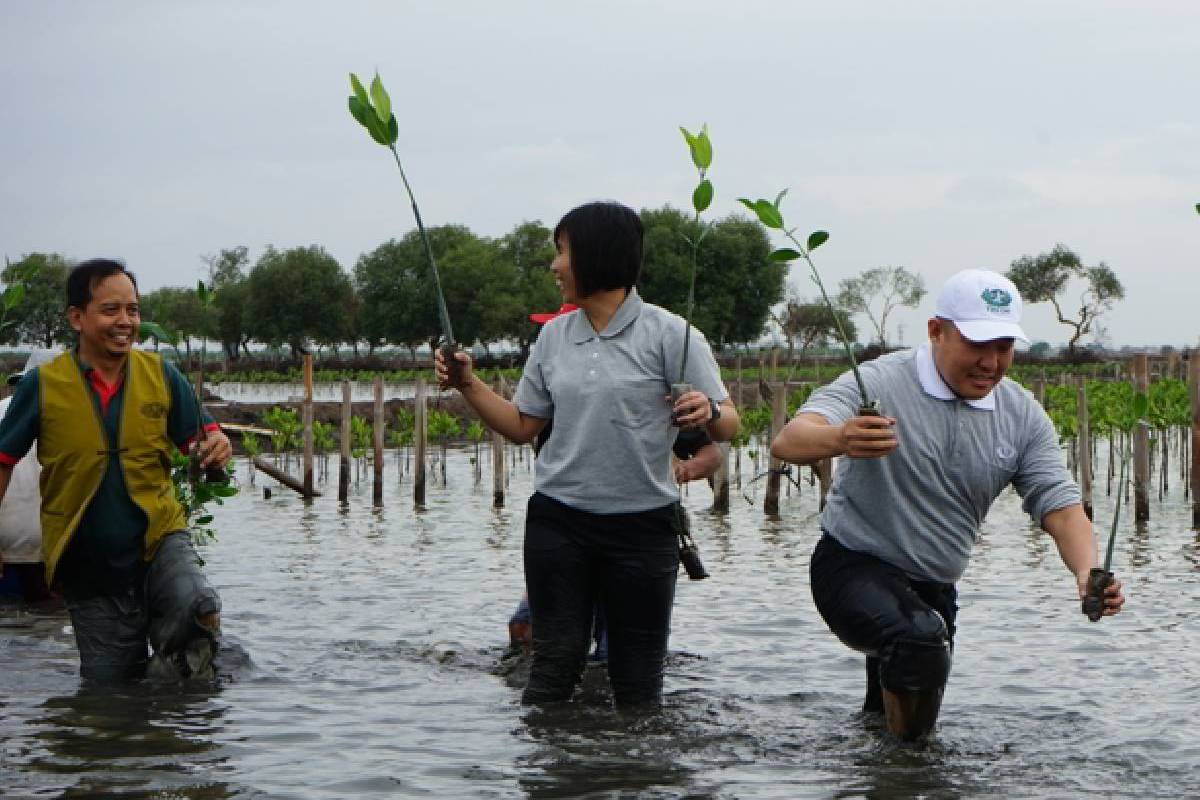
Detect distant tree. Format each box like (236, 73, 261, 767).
(1006, 244, 1124, 358)
(774, 297, 857, 360)
(1028, 341, 1052, 358)
(836, 266, 925, 348)
(141, 286, 205, 364)
(212, 277, 252, 362)
(202, 246, 249, 290)
(246, 245, 353, 357)
(498, 220, 559, 359)
(1, 253, 73, 347)
(640, 206, 783, 350)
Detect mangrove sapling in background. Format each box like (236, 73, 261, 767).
(736, 191, 878, 415)
(346, 71, 464, 385)
(672, 125, 715, 419)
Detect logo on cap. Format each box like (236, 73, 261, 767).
(980, 288, 1012, 313)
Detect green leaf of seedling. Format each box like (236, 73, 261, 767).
(363, 109, 390, 146)
(773, 188, 789, 210)
(349, 73, 370, 108)
(3, 283, 25, 310)
(769, 248, 801, 262)
(369, 72, 392, 127)
(386, 113, 398, 145)
(806, 230, 830, 251)
(755, 200, 784, 229)
(348, 95, 369, 127)
(1132, 391, 1149, 419)
(138, 321, 178, 346)
(692, 179, 713, 214)
(680, 126, 697, 150)
(196, 515, 214, 525)
(691, 126, 712, 169)
(1195, 202, 1200, 215)
(211, 485, 239, 498)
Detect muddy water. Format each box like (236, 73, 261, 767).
(1, 448, 1197, 798)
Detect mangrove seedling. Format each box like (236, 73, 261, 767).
(346, 71, 462, 384)
(673, 124, 715, 419)
(1083, 389, 1145, 621)
(737, 191, 876, 412)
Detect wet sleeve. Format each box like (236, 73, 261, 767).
(163, 361, 218, 450)
(513, 337, 554, 419)
(1013, 402, 1082, 524)
(0, 371, 40, 465)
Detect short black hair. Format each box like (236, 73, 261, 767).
(552, 201, 643, 298)
(66, 258, 138, 310)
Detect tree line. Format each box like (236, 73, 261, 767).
(2, 219, 1124, 362)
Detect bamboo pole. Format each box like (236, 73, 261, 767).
(373, 376, 384, 507)
(1191, 351, 1200, 529)
(414, 377, 428, 506)
(302, 354, 314, 498)
(1032, 377, 1046, 408)
(1076, 376, 1093, 520)
(492, 375, 506, 508)
(338, 380, 351, 502)
(1132, 354, 1150, 524)
(764, 383, 786, 516)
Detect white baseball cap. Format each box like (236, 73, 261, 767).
(934, 269, 1029, 343)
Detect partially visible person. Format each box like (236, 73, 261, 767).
(439, 201, 738, 707)
(771, 268, 1124, 740)
(0, 259, 234, 682)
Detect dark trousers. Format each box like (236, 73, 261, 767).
(63, 531, 221, 682)
(522, 492, 679, 707)
(809, 533, 958, 711)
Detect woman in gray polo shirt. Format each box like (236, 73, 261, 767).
(436, 201, 738, 707)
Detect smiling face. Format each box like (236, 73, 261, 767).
(928, 317, 1014, 400)
(550, 234, 579, 304)
(67, 272, 140, 365)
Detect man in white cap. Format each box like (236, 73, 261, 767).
(771, 268, 1124, 740)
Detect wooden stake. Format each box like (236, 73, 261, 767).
(1190, 351, 1200, 529)
(338, 380, 351, 502)
(1132, 353, 1150, 524)
(712, 442, 730, 514)
(373, 375, 384, 507)
(492, 375, 506, 508)
(302, 354, 314, 498)
(414, 377, 427, 507)
(254, 456, 320, 497)
(764, 383, 786, 516)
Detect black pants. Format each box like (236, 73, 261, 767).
(809, 533, 957, 712)
(522, 492, 679, 707)
(62, 531, 221, 682)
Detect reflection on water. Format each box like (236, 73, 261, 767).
(1, 445, 1197, 797)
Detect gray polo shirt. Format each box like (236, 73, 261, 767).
(514, 288, 728, 514)
(800, 345, 1080, 583)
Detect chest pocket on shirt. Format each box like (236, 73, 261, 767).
(609, 378, 666, 429)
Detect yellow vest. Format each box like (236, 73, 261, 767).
(37, 350, 187, 583)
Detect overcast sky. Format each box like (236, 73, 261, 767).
(2, 1, 1197, 348)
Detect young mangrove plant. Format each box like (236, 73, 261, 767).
(674, 124, 715, 412)
(346, 71, 462, 382)
(737, 192, 876, 412)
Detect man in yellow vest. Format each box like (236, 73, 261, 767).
(0, 258, 233, 681)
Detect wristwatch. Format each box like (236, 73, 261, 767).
(708, 397, 721, 422)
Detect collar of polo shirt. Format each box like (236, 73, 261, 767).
(570, 287, 645, 343)
(915, 344, 996, 411)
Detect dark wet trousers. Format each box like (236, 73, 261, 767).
(809, 532, 957, 713)
(522, 492, 679, 708)
(62, 531, 221, 683)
